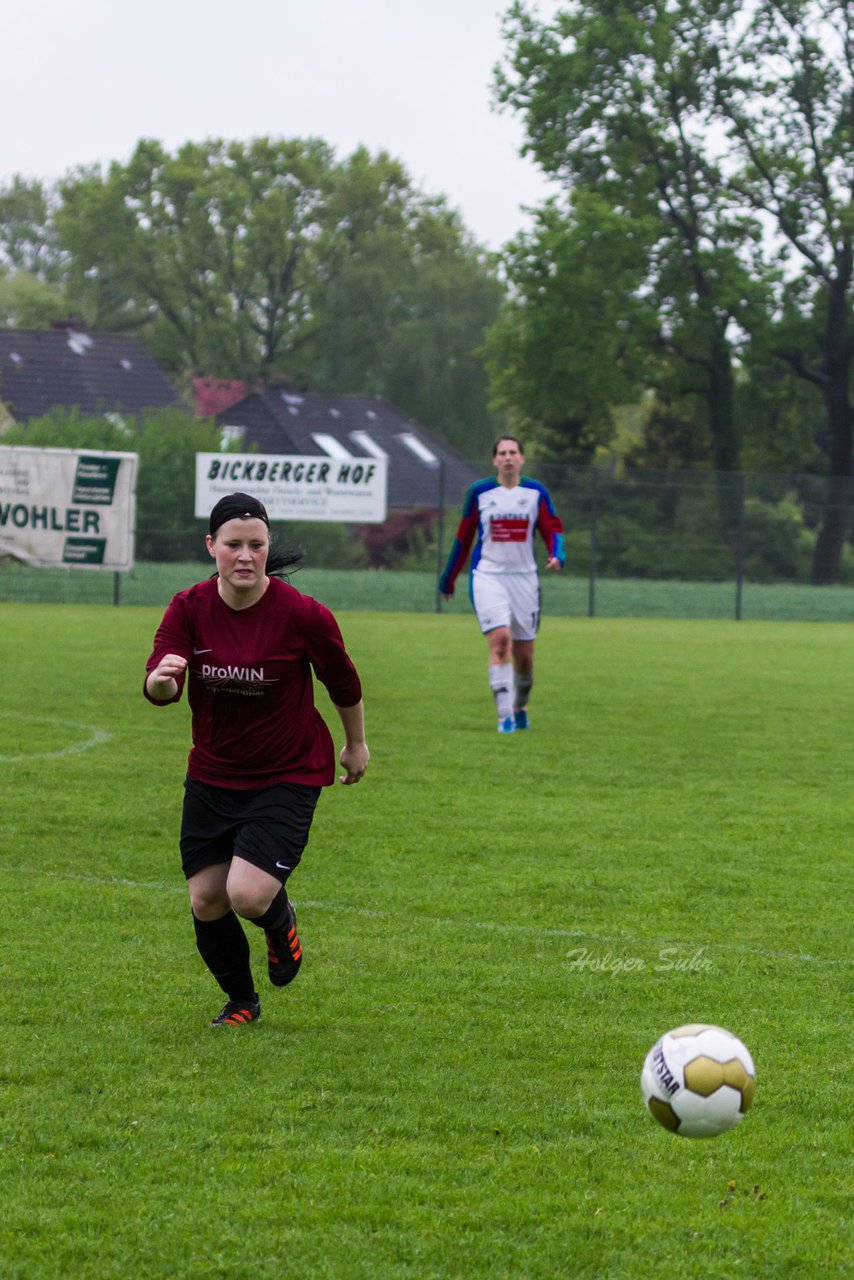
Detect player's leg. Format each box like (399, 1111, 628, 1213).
(507, 574, 540, 729)
(229, 783, 321, 987)
(486, 626, 515, 731)
(231, 860, 303, 988)
(187, 863, 260, 1024)
(472, 571, 515, 731)
(511, 640, 534, 729)
(181, 778, 259, 1025)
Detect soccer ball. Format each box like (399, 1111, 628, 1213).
(641, 1024, 756, 1138)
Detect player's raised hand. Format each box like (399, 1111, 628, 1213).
(146, 654, 188, 700)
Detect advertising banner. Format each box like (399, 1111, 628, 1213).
(195, 452, 388, 523)
(0, 445, 138, 570)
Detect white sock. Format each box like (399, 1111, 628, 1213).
(489, 663, 514, 720)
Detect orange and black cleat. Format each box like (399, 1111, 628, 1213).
(209, 997, 261, 1026)
(265, 899, 303, 987)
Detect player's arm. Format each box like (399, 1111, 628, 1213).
(305, 600, 368, 784)
(438, 498, 479, 598)
(537, 491, 566, 571)
(144, 598, 191, 704)
(332, 699, 370, 785)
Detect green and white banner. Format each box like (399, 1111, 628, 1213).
(195, 452, 388, 523)
(0, 445, 138, 570)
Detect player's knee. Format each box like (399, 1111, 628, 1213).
(189, 885, 230, 919)
(228, 885, 270, 919)
(488, 632, 512, 662)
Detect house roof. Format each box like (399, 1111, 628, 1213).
(217, 387, 480, 509)
(0, 326, 181, 422)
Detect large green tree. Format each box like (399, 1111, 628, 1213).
(290, 147, 504, 456)
(496, 0, 854, 578)
(54, 137, 336, 373)
(42, 138, 502, 457)
(495, 0, 769, 493)
(484, 190, 658, 462)
(712, 0, 854, 582)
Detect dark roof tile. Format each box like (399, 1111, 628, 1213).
(0, 328, 181, 421)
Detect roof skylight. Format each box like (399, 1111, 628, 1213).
(311, 433, 354, 458)
(349, 430, 388, 459)
(397, 432, 440, 467)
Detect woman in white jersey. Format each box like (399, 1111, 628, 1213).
(439, 437, 566, 733)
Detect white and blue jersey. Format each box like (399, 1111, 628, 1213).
(439, 477, 566, 594)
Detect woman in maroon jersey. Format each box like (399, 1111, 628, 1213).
(144, 492, 369, 1027)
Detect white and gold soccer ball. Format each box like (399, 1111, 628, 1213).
(641, 1024, 756, 1138)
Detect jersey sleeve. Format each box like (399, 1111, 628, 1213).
(143, 593, 192, 705)
(438, 485, 481, 595)
(304, 599, 363, 708)
(536, 489, 566, 566)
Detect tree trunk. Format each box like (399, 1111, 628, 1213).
(811, 473, 854, 584)
(810, 391, 853, 583)
(706, 333, 741, 540)
(810, 273, 853, 585)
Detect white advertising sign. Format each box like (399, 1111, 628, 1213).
(0, 445, 138, 570)
(195, 452, 388, 523)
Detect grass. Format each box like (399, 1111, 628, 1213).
(1, 605, 851, 1278)
(3, 559, 854, 622)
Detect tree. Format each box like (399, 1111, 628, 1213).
(0, 176, 63, 281)
(484, 190, 658, 462)
(0, 270, 69, 328)
(497, 0, 854, 578)
(290, 148, 504, 456)
(495, 0, 769, 495)
(54, 137, 337, 373)
(49, 138, 503, 457)
(711, 0, 854, 582)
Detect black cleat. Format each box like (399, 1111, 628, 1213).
(265, 899, 303, 987)
(209, 996, 261, 1026)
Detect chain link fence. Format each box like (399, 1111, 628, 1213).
(3, 462, 854, 622)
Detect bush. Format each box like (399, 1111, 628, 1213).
(742, 493, 814, 582)
(271, 519, 363, 571)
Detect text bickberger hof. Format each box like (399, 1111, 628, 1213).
(194, 452, 389, 523)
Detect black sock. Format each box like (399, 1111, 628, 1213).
(192, 909, 256, 1002)
(246, 888, 289, 933)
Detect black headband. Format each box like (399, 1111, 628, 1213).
(208, 492, 270, 534)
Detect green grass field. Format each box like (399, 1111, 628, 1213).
(1, 605, 851, 1279)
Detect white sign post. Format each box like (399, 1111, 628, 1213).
(195, 453, 388, 523)
(0, 445, 137, 570)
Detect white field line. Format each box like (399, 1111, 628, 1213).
(0, 713, 111, 763)
(0, 864, 848, 969)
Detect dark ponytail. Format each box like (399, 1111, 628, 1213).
(265, 543, 304, 577)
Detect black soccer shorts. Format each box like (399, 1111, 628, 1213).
(179, 776, 321, 882)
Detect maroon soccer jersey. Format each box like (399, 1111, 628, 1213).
(144, 576, 362, 788)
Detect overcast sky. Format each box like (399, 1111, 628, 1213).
(3, 0, 564, 250)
